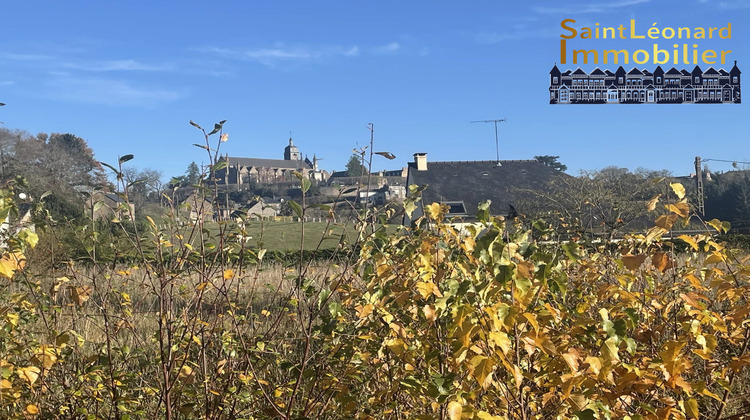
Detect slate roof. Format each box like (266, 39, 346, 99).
(720, 69, 729, 76)
(682, 70, 691, 76)
(627, 68, 644, 75)
(666, 67, 682, 75)
(605, 70, 614, 76)
(406, 160, 570, 219)
(224, 156, 311, 170)
(704, 67, 720, 75)
(572, 68, 587, 75)
(590, 68, 605, 76)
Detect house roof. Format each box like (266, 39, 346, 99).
(627, 67, 643, 75)
(225, 156, 312, 170)
(605, 70, 615, 76)
(590, 68, 605, 76)
(406, 160, 570, 218)
(665, 67, 682, 75)
(720, 69, 729, 76)
(572, 68, 587, 75)
(704, 67, 720, 75)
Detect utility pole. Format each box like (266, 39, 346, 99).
(695, 156, 705, 216)
(471, 118, 506, 165)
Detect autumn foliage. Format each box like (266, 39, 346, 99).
(0, 125, 748, 419)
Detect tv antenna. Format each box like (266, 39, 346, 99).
(471, 118, 506, 165)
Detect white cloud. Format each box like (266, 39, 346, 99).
(44, 77, 184, 107)
(717, 1, 750, 9)
(534, 0, 652, 14)
(201, 43, 360, 67)
(0, 52, 53, 61)
(61, 59, 174, 72)
(373, 42, 400, 54)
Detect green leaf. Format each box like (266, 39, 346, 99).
(208, 121, 224, 135)
(574, 409, 596, 420)
(189, 120, 203, 130)
(213, 161, 227, 172)
(476, 200, 491, 223)
(118, 154, 134, 164)
(301, 178, 311, 194)
(562, 241, 580, 261)
(289, 201, 303, 218)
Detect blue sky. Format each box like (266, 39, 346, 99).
(1, 0, 748, 179)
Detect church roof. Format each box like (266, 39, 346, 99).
(225, 156, 312, 170)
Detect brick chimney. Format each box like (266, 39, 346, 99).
(414, 153, 427, 171)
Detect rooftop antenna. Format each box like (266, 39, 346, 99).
(471, 118, 506, 166)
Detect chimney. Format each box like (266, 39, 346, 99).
(414, 153, 427, 171)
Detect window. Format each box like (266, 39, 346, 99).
(657, 77, 661, 83)
(619, 77, 623, 83)
(734, 76, 739, 83)
(553, 77, 558, 83)
(695, 76, 700, 83)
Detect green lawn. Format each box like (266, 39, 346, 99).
(237, 220, 356, 251)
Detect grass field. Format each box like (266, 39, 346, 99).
(235, 220, 358, 251)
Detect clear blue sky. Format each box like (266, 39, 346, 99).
(1, 0, 748, 179)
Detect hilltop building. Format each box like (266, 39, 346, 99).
(215, 138, 328, 186)
(549, 62, 741, 104)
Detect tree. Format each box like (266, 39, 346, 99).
(535, 155, 567, 172)
(533, 166, 669, 238)
(346, 154, 368, 177)
(122, 167, 163, 211)
(185, 161, 201, 186)
(0, 128, 110, 219)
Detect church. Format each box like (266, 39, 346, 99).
(215, 138, 328, 186)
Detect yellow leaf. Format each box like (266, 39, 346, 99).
(422, 305, 437, 323)
(0, 379, 12, 389)
(25, 404, 39, 415)
(622, 254, 647, 270)
(447, 401, 463, 420)
(568, 394, 588, 412)
(666, 202, 690, 218)
(19, 366, 40, 385)
(72, 286, 92, 306)
(425, 203, 444, 221)
(704, 252, 724, 265)
(655, 214, 679, 230)
(646, 194, 661, 211)
(515, 261, 535, 279)
(678, 235, 699, 251)
(470, 355, 495, 389)
(178, 365, 195, 384)
(685, 398, 699, 419)
(223, 269, 235, 280)
(522, 313, 539, 333)
(670, 183, 686, 200)
(357, 303, 375, 319)
(652, 252, 673, 273)
(490, 331, 511, 355)
(415, 281, 437, 299)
